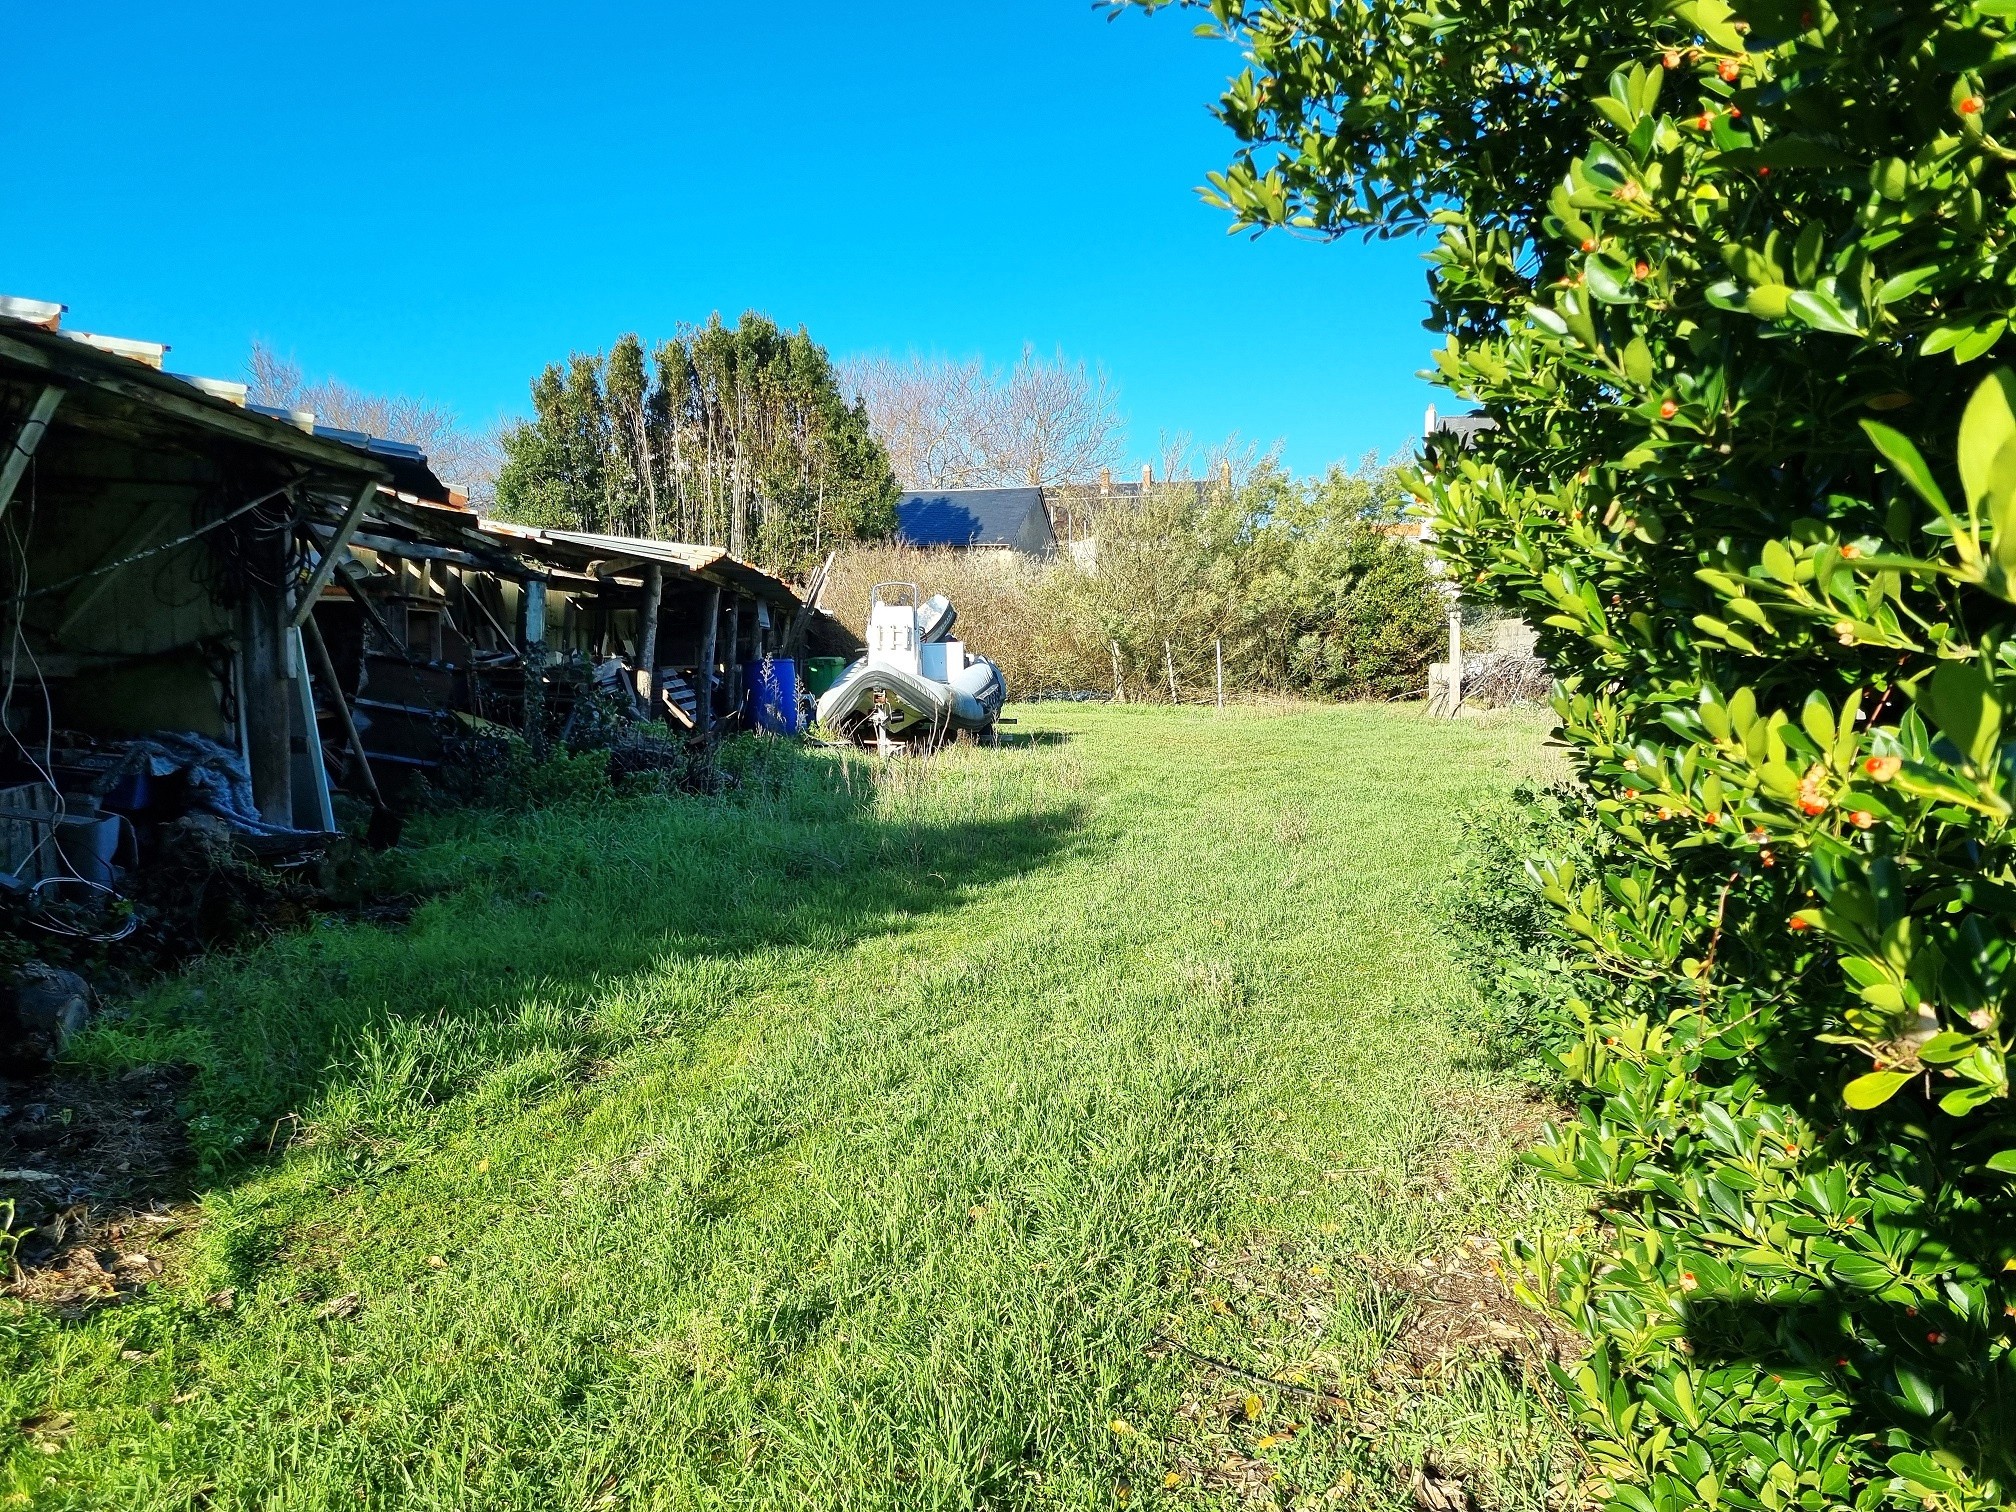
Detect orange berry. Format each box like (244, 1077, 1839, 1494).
(1762, 850, 1776, 867)
(1840, 543, 1861, 559)
(1634, 260, 1651, 279)
(1927, 1331, 1946, 1345)
(1680, 1271, 1699, 1291)
(1863, 755, 1902, 782)
(1850, 810, 1876, 830)
(1660, 399, 1679, 418)
(1789, 916, 1810, 930)
(1663, 51, 1682, 70)
(1719, 58, 1741, 82)
(1697, 113, 1712, 130)
(1961, 97, 1982, 116)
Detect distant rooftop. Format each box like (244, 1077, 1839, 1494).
(895, 487, 1056, 554)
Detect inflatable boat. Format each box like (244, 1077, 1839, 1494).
(815, 583, 1006, 749)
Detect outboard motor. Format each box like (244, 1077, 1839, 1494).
(918, 594, 957, 644)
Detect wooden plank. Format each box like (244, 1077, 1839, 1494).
(636, 562, 663, 713)
(292, 626, 337, 831)
(726, 596, 744, 724)
(322, 526, 546, 581)
(697, 584, 721, 736)
(302, 614, 384, 807)
(0, 385, 63, 521)
(291, 479, 378, 627)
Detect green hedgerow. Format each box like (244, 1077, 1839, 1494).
(1127, 0, 2016, 1502)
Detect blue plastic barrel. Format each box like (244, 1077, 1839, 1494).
(745, 658, 802, 735)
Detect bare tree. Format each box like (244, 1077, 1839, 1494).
(246, 340, 501, 500)
(1151, 429, 1280, 489)
(845, 344, 1126, 489)
(838, 354, 994, 488)
(986, 345, 1126, 487)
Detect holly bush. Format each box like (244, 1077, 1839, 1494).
(1122, 0, 2016, 1503)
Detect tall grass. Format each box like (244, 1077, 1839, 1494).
(6, 706, 1571, 1511)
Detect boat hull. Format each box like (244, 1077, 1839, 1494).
(815, 659, 1003, 744)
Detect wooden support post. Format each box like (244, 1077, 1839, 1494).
(1164, 639, 1178, 703)
(697, 584, 721, 735)
(1428, 607, 1465, 718)
(522, 579, 548, 746)
(292, 479, 378, 628)
(0, 386, 63, 522)
(635, 562, 663, 715)
(292, 626, 337, 831)
(1446, 607, 1464, 714)
(302, 613, 384, 808)
(1215, 638, 1225, 710)
(239, 523, 294, 827)
(1111, 640, 1124, 704)
(726, 596, 744, 725)
(725, 596, 741, 729)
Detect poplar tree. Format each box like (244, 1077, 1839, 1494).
(493, 312, 898, 574)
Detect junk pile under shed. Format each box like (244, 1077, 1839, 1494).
(0, 295, 861, 949)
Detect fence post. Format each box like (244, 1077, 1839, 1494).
(1215, 638, 1224, 709)
(1111, 640, 1125, 704)
(1164, 639, 1178, 703)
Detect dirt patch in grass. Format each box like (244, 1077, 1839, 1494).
(1368, 1236, 1582, 1380)
(1, 1065, 194, 1314)
(1154, 1234, 1590, 1508)
(1150, 1091, 1588, 1508)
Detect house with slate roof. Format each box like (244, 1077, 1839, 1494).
(893, 487, 1057, 558)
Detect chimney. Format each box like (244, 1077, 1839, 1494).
(1140, 463, 1153, 491)
(1218, 459, 1233, 489)
(1098, 466, 1112, 496)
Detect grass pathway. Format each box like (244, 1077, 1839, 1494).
(4, 704, 1565, 1511)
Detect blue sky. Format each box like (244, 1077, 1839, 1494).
(7, 2, 1439, 477)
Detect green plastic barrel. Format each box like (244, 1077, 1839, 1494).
(805, 657, 848, 696)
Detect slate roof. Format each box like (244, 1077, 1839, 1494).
(895, 487, 1056, 553)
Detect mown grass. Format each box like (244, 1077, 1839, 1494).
(4, 703, 1568, 1511)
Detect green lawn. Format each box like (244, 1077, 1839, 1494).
(5, 703, 1570, 1511)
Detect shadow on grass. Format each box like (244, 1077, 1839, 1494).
(66, 736, 1090, 1185)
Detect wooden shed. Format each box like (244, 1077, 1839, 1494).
(0, 297, 433, 840)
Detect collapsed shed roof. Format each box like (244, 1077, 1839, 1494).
(477, 523, 793, 604)
(476, 522, 861, 655)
